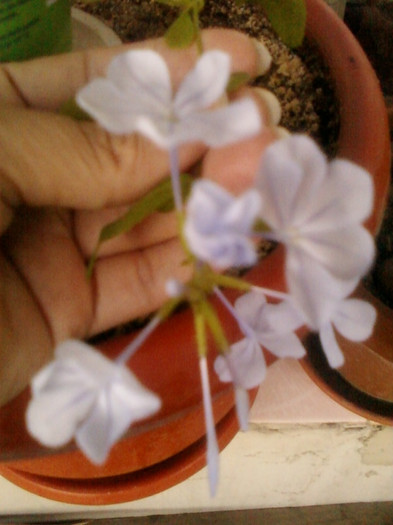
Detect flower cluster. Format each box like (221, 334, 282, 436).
(26, 48, 376, 496)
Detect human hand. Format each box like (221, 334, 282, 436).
(0, 29, 277, 405)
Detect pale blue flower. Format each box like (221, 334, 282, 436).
(184, 179, 262, 269)
(77, 49, 261, 149)
(26, 340, 161, 464)
(255, 134, 375, 328)
(317, 285, 377, 368)
(214, 290, 305, 429)
(230, 291, 305, 359)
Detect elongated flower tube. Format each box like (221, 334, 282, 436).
(184, 179, 262, 269)
(255, 134, 375, 328)
(26, 340, 161, 464)
(77, 49, 262, 150)
(199, 356, 219, 497)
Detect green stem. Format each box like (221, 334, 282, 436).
(192, 302, 207, 357)
(158, 296, 183, 322)
(200, 299, 229, 353)
(211, 273, 252, 293)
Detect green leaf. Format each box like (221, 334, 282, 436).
(213, 274, 252, 293)
(165, 11, 196, 48)
(155, 0, 188, 7)
(253, 217, 271, 233)
(254, 0, 306, 48)
(58, 98, 92, 121)
(86, 174, 193, 278)
(227, 72, 251, 93)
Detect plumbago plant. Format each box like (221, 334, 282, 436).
(26, 44, 377, 496)
(160, 0, 307, 50)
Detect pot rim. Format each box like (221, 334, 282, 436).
(300, 0, 392, 426)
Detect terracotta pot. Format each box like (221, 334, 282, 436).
(0, 0, 390, 505)
(299, 0, 393, 426)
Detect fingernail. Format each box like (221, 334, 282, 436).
(274, 126, 291, 139)
(251, 38, 272, 76)
(253, 87, 282, 125)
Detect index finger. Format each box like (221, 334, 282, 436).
(0, 28, 267, 110)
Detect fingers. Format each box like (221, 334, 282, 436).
(90, 239, 191, 334)
(0, 102, 206, 236)
(75, 206, 178, 258)
(0, 29, 266, 110)
(0, 29, 272, 234)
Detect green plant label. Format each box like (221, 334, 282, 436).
(0, 0, 72, 62)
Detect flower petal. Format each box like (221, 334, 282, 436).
(27, 340, 108, 448)
(234, 291, 267, 330)
(319, 323, 345, 368)
(257, 300, 304, 334)
(297, 160, 373, 234)
(186, 180, 233, 233)
(176, 98, 261, 147)
(77, 79, 143, 134)
(235, 387, 249, 431)
(222, 189, 262, 233)
(333, 298, 377, 342)
(77, 50, 172, 137)
(286, 247, 356, 329)
(326, 160, 374, 224)
(259, 332, 306, 359)
(76, 370, 161, 464)
(298, 226, 375, 281)
(214, 338, 266, 389)
(106, 49, 171, 108)
(184, 181, 261, 268)
(175, 51, 230, 116)
(256, 135, 327, 230)
(26, 375, 95, 448)
(26, 340, 161, 461)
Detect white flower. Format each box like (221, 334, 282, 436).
(214, 337, 265, 432)
(184, 179, 262, 269)
(26, 340, 161, 464)
(77, 49, 261, 150)
(233, 291, 306, 359)
(255, 134, 375, 327)
(214, 337, 267, 390)
(318, 288, 376, 368)
(214, 291, 305, 429)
